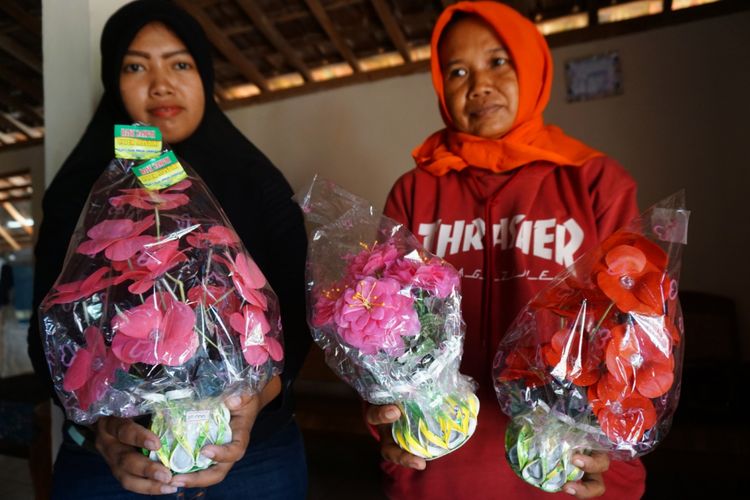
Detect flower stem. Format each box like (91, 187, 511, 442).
(589, 302, 615, 342)
(155, 207, 161, 239)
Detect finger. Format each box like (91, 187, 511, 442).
(224, 391, 255, 411)
(378, 425, 426, 470)
(170, 462, 231, 489)
(99, 417, 160, 451)
(563, 473, 605, 498)
(366, 405, 401, 426)
(117, 474, 182, 496)
(572, 452, 610, 474)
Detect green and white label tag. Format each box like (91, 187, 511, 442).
(114, 125, 162, 159)
(132, 151, 187, 190)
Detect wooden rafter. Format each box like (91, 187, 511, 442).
(304, 0, 362, 72)
(0, 112, 24, 135)
(175, 0, 270, 92)
(0, 66, 42, 102)
(0, 224, 20, 250)
(0, 183, 31, 194)
(236, 0, 313, 81)
(0, 88, 43, 121)
(370, 0, 412, 63)
(2, 202, 32, 235)
(0, 0, 41, 36)
(0, 33, 42, 73)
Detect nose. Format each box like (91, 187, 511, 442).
(468, 70, 493, 100)
(149, 68, 174, 97)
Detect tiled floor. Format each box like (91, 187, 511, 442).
(0, 455, 34, 500)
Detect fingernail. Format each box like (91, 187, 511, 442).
(201, 449, 215, 459)
(566, 487, 577, 495)
(155, 471, 171, 483)
(385, 408, 399, 419)
(413, 461, 426, 471)
(573, 458, 585, 468)
(160, 486, 178, 494)
(170, 481, 185, 488)
(145, 439, 160, 451)
(226, 396, 241, 408)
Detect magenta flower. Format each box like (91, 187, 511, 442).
(109, 180, 191, 211)
(63, 326, 130, 410)
(113, 240, 187, 294)
(346, 243, 399, 280)
(383, 258, 419, 285)
(214, 253, 268, 310)
(333, 277, 420, 356)
(46, 267, 112, 306)
(229, 305, 283, 366)
(111, 293, 198, 366)
(187, 225, 240, 249)
(413, 259, 460, 298)
(77, 215, 155, 261)
(312, 283, 344, 328)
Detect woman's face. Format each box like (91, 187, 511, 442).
(439, 17, 519, 139)
(120, 22, 205, 144)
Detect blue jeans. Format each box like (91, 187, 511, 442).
(52, 420, 308, 499)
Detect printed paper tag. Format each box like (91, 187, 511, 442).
(114, 125, 162, 159)
(186, 410, 211, 424)
(132, 151, 187, 191)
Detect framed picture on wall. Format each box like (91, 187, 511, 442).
(565, 51, 623, 102)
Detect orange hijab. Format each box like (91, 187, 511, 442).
(414, 1, 603, 176)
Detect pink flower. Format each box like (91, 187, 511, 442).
(113, 240, 187, 294)
(413, 260, 460, 298)
(311, 283, 344, 328)
(63, 326, 130, 411)
(333, 277, 420, 356)
(346, 243, 399, 280)
(187, 225, 240, 249)
(77, 215, 155, 261)
(383, 259, 419, 285)
(109, 180, 191, 211)
(229, 305, 283, 366)
(111, 293, 198, 366)
(46, 267, 112, 306)
(187, 284, 239, 310)
(214, 253, 268, 310)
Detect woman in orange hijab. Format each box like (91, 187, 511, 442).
(368, 2, 646, 499)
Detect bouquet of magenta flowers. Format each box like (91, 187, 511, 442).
(493, 193, 689, 492)
(297, 177, 479, 460)
(39, 125, 283, 473)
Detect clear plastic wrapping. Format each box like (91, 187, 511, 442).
(493, 192, 689, 491)
(40, 139, 283, 472)
(297, 177, 479, 459)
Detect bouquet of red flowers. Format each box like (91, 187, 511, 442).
(40, 125, 283, 473)
(493, 193, 689, 492)
(297, 177, 479, 460)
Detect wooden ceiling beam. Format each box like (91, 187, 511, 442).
(175, 0, 270, 92)
(0, 223, 20, 250)
(2, 202, 32, 235)
(304, 0, 362, 72)
(0, 33, 42, 74)
(236, 0, 313, 82)
(0, 88, 43, 121)
(0, 0, 41, 36)
(370, 0, 413, 63)
(0, 112, 25, 136)
(0, 66, 42, 101)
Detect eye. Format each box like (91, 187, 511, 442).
(447, 67, 467, 79)
(122, 63, 144, 73)
(174, 61, 193, 71)
(491, 57, 510, 68)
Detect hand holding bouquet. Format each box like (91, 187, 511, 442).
(40, 125, 283, 473)
(493, 193, 689, 492)
(297, 177, 479, 459)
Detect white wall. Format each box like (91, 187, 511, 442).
(228, 11, 750, 359)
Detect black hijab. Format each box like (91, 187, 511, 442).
(30, 0, 309, 436)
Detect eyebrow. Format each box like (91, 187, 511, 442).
(444, 47, 509, 67)
(123, 49, 191, 59)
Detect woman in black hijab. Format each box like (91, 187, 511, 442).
(30, 1, 310, 497)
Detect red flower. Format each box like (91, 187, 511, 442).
(46, 267, 112, 306)
(186, 225, 240, 249)
(214, 253, 268, 310)
(229, 304, 283, 366)
(77, 215, 155, 261)
(113, 240, 187, 294)
(497, 346, 547, 387)
(542, 326, 605, 387)
(605, 322, 674, 399)
(595, 233, 669, 315)
(62, 326, 130, 410)
(588, 375, 657, 444)
(109, 180, 191, 211)
(111, 293, 198, 366)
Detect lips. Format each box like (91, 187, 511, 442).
(149, 106, 183, 118)
(468, 103, 504, 118)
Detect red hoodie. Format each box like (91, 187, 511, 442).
(382, 157, 646, 499)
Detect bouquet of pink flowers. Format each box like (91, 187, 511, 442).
(40, 125, 283, 473)
(493, 193, 689, 492)
(297, 177, 479, 460)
